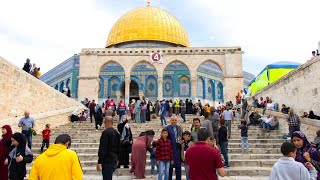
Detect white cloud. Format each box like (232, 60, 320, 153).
(0, 0, 319, 76)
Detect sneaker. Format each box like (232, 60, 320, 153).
(97, 125, 100, 129)
(151, 175, 154, 178)
(95, 129, 98, 132)
(224, 165, 230, 168)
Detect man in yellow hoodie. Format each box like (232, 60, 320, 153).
(29, 134, 83, 180)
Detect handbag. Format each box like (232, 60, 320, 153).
(121, 137, 130, 145)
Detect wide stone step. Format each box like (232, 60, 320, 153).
(31, 153, 282, 161)
(31, 142, 282, 149)
(27, 165, 272, 176)
(31, 147, 281, 154)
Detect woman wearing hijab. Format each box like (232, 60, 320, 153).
(140, 102, 147, 123)
(0, 125, 13, 180)
(6, 133, 33, 180)
(117, 115, 133, 169)
(130, 130, 155, 178)
(94, 104, 103, 130)
(134, 100, 141, 123)
(292, 131, 320, 179)
(146, 101, 152, 122)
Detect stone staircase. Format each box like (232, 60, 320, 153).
(26, 115, 283, 179)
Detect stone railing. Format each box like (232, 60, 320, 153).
(252, 108, 320, 141)
(0, 105, 84, 134)
(251, 57, 320, 116)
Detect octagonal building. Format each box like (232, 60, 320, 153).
(41, 4, 254, 105)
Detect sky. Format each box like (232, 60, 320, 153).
(0, 0, 319, 76)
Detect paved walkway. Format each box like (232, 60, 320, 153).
(83, 175, 269, 180)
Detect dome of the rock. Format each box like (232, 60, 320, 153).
(106, 6, 190, 48)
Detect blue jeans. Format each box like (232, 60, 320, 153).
(158, 160, 170, 180)
(160, 114, 167, 125)
(151, 158, 157, 175)
(220, 141, 229, 166)
(184, 163, 190, 180)
(102, 162, 117, 180)
(241, 137, 249, 152)
(22, 130, 32, 149)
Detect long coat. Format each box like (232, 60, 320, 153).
(166, 125, 183, 165)
(117, 122, 133, 166)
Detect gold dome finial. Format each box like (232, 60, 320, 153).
(147, 0, 151, 7)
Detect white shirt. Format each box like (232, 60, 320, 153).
(223, 110, 233, 121)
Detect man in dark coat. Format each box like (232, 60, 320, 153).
(166, 116, 183, 180)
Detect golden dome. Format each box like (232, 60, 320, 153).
(106, 6, 190, 47)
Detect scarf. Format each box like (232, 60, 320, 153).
(121, 122, 129, 141)
(291, 131, 318, 163)
(1, 125, 13, 143)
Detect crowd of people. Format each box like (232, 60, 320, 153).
(246, 95, 320, 179)
(22, 58, 41, 79)
(2, 93, 320, 179)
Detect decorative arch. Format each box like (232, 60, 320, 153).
(130, 60, 158, 75)
(99, 61, 125, 98)
(179, 75, 191, 97)
(99, 60, 126, 74)
(195, 60, 224, 77)
(164, 61, 190, 97)
(197, 77, 205, 98)
(163, 76, 173, 97)
(197, 61, 223, 80)
(163, 60, 191, 74)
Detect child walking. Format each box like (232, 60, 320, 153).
(238, 120, 249, 153)
(218, 119, 230, 168)
(156, 129, 173, 180)
(41, 124, 51, 153)
(181, 131, 193, 180)
(150, 141, 157, 178)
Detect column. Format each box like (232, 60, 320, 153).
(157, 78, 163, 100)
(125, 77, 130, 104)
(190, 77, 197, 102)
(78, 76, 100, 102)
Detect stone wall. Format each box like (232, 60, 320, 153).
(252, 57, 320, 115)
(253, 108, 320, 141)
(0, 56, 84, 120)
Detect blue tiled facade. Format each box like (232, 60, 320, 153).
(41, 55, 253, 102)
(40, 54, 79, 98)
